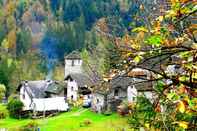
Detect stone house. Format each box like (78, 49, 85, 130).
(17, 80, 69, 111)
(92, 68, 155, 113)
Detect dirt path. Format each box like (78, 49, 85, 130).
(68, 108, 88, 117)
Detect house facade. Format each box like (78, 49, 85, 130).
(17, 80, 69, 111)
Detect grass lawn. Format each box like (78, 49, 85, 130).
(0, 105, 132, 131)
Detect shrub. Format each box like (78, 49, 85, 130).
(0, 84, 6, 102)
(103, 106, 112, 116)
(83, 119, 92, 126)
(117, 101, 130, 116)
(80, 119, 92, 127)
(8, 94, 19, 101)
(103, 110, 112, 116)
(22, 121, 39, 131)
(0, 109, 8, 119)
(7, 99, 24, 119)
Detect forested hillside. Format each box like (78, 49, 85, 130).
(0, 0, 151, 96)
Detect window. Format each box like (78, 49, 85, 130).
(23, 88, 25, 99)
(114, 89, 119, 96)
(97, 99, 99, 104)
(23, 94, 25, 99)
(71, 60, 74, 66)
(71, 87, 74, 91)
(71, 95, 74, 100)
(133, 97, 136, 101)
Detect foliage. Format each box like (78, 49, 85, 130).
(117, 100, 130, 116)
(0, 55, 15, 97)
(80, 119, 92, 127)
(113, 0, 197, 130)
(128, 97, 155, 129)
(22, 121, 39, 131)
(7, 99, 23, 119)
(103, 110, 112, 116)
(0, 84, 6, 101)
(0, 107, 8, 119)
(16, 28, 32, 57)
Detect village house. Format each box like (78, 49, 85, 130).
(17, 80, 69, 111)
(92, 68, 155, 113)
(64, 51, 93, 106)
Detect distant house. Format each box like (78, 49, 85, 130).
(17, 80, 69, 111)
(64, 51, 93, 105)
(65, 73, 93, 102)
(92, 68, 155, 113)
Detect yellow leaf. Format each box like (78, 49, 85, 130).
(192, 43, 197, 49)
(145, 123, 150, 128)
(1, 38, 9, 49)
(0, 84, 6, 92)
(133, 56, 142, 64)
(165, 10, 177, 18)
(7, 29, 16, 48)
(7, 58, 13, 68)
(178, 101, 185, 113)
(157, 16, 164, 22)
(132, 27, 148, 33)
(178, 121, 188, 129)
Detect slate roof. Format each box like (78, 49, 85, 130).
(65, 51, 81, 60)
(94, 72, 154, 95)
(45, 82, 64, 94)
(110, 76, 133, 90)
(112, 75, 154, 91)
(65, 73, 94, 87)
(19, 80, 65, 98)
(23, 81, 47, 98)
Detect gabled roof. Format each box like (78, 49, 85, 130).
(111, 75, 154, 91)
(18, 80, 65, 98)
(65, 51, 81, 60)
(93, 70, 154, 95)
(111, 76, 133, 90)
(65, 73, 94, 87)
(23, 81, 47, 98)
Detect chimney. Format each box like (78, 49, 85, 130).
(46, 79, 53, 85)
(24, 81, 28, 87)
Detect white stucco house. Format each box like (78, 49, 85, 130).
(92, 68, 155, 113)
(17, 80, 69, 111)
(64, 51, 93, 106)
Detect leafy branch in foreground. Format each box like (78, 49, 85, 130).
(108, 1, 197, 130)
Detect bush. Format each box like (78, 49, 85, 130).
(103, 106, 112, 116)
(80, 119, 92, 127)
(8, 94, 19, 101)
(0, 84, 6, 102)
(7, 99, 24, 119)
(22, 121, 39, 131)
(0, 109, 8, 119)
(103, 110, 112, 116)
